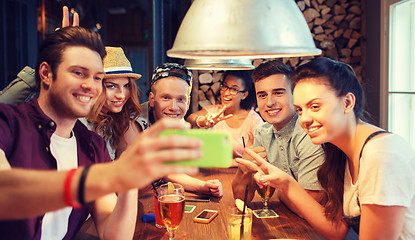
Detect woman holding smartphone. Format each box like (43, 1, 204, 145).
(238, 58, 415, 239)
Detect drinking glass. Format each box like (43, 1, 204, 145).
(228, 207, 252, 240)
(253, 184, 277, 217)
(158, 183, 185, 240)
(153, 192, 165, 228)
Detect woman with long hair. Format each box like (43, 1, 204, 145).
(187, 70, 263, 166)
(79, 46, 145, 239)
(237, 58, 415, 239)
(87, 47, 146, 160)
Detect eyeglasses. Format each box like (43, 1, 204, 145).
(220, 83, 246, 95)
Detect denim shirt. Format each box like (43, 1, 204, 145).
(253, 114, 324, 191)
(0, 98, 112, 240)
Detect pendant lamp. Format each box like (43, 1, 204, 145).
(167, 0, 321, 59)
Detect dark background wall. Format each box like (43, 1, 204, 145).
(0, 0, 190, 104)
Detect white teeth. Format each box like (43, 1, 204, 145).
(268, 109, 280, 114)
(77, 96, 90, 102)
(308, 126, 320, 132)
(165, 113, 179, 118)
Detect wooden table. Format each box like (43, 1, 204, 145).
(75, 168, 324, 240)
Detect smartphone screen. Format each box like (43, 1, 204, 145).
(160, 129, 232, 168)
(197, 210, 216, 219)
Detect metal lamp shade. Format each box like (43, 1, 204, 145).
(167, 0, 321, 59)
(184, 58, 254, 70)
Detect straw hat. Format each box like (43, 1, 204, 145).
(103, 47, 142, 80)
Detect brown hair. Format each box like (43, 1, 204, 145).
(293, 58, 365, 222)
(88, 77, 141, 150)
(251, 60, 294, 92)
(35, 26, 106, 89)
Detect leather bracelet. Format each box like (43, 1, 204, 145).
(64, 168, 81, 209)
(77, 165, 91, 205)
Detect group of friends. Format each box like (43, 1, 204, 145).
(0, 6, 414, 240)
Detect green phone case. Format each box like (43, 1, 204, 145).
(159, 129, 233, 168)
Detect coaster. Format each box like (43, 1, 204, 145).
(185, 205, 196, 213)
(253, 209, 279, 218)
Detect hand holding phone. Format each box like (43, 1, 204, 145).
(193, 209, 219, 223)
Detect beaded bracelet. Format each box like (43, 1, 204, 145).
(64, 168, 81, 209)
(195, 115, 204, 128)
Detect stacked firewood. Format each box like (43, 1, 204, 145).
(194, 0, 364, 109)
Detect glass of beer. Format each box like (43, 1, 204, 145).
(253, 184, 278, 217)
(158, 183, 185, 240)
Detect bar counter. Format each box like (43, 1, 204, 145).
(75, 168, 324, 240)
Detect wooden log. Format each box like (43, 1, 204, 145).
(308, 22, 315, 30)
(315, 17, 326, 25)
(320, 40, 336, 50)
(324, 48, 339, 60)
(252, 59, 263, 68)
(352, 31, 362, 39)
(334, 29, 344, 38)
(314, 34, 327, 41)
(347, 38, 358, 48)
(314, 25, 324, 34)
(340, 48, 352, 57)
(311, 0, 320, 12)
(334, 5, 346, 15)
(333, 15, 345, 25)
(343, 29, 353, 38)
(352, 46, 362, 57)
(321, 7, 331, 16)
(325, 0, 337, 7)
(200, 85, 210, 92)
(289, 57, 299, 67)
(199, 73, 213, 84)
(325, 28, 335, 35)
(349, 17, 361, 30)
(206, 89, 217, 105)
(212, 72, 223, 83)
(297, 1, 306, 11)
(349, 5, 362, 15)
(211, 82, 221, 94)
(303, 8, 320, 23)
(198, 90, 206, 101)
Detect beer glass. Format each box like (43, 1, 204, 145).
(158, 183, 185, 240)
(253, 184, 277, 217)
